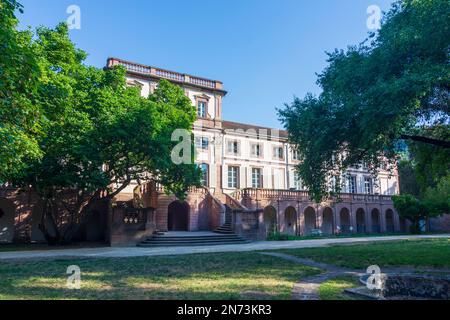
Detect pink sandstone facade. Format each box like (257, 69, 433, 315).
(0, 58, 448, 245)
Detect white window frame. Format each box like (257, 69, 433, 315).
(252, 168, 262, 188)
(227, 166, 239, 189)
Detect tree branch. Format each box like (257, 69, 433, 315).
(400, 134, 450, 148)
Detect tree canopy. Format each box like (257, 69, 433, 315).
(0, 0, 42, 181)
(278, 0, 449, 202)
(2, 3, 201, 243)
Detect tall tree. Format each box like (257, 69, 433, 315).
(279, 0, 449, 202)
(11, 23, 201, 244)
(0, 0, 42, 182)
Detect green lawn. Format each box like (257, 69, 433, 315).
(318, 275, 360, 300)
(279, 239, 450, 269)
(0, 252, 320, 300)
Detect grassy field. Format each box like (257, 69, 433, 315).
(279, 239, 450, 269)
(0, 252, 320, 300)
(318, 275, 360, 300)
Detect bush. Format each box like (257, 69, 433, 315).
(267, 232, 291, 241)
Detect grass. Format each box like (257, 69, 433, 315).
(318, 275, 360, 300)
(278, 239, 450, 269)
(0, 252, 320, 300)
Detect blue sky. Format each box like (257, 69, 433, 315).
(18, 0, 394, 128)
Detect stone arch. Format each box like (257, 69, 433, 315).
(322, 207, 334, 235)
(356, 208, 366, 233)
(284, 206, 297, 235)
(371, 208, 381, 233)
(0, 198, 16, 243)
(304, 206, 316, 235)
(168, 201, 190, 231)
(386, 209, 395, 233)
(264, 206, 277, 235)
(339, 208, 351, 234)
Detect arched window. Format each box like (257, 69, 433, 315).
(199, 163, 209, 187)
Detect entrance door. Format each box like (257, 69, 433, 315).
(167, 201, 189, 231)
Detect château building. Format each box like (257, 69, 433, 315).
(3, 58, 448, 246)
(105, 58, 406, 245)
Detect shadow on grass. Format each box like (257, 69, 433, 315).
(0, 252, 321, 300)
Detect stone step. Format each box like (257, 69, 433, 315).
(141, 238, 247, 244)
(138, 240, 251, 247)
(145, 236, 242, 241)
(138, 233, 249, 247)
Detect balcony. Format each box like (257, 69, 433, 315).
(234, 188, 393, 204)
(107, 58, 224, 91)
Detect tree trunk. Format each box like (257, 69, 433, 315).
(38, 198, 62, 245)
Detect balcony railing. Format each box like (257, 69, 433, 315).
(235, 188, 393, 203)
(107, 58, 223, 90)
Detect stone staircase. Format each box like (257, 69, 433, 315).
(214, 205, 234, 234)
(137, 231, 250, 247)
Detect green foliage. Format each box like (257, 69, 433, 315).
(397, 159, 421, 197)
(0, 0, 42, 181)
(407, 125, 450, 193)
(278, 0, 450, 201)
(14, 24, 201, 200)
(392, 194, 427, 233)
(2, 7, 200, 242)
(393, 179, 449, 233)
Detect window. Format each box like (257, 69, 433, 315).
(199, 164, 209, 187)
(251, 143, 262, 158)
(197, 101, 207, 118)
(293, 172, 302, 190)
(348, 175, 357, 194)
(364, 177, 373, 194)
(227, 166, 239, 189)
(195, 137, 209, 150)
(273, 146, 284, 160)
(252, 168, 262, 188)
(330, 175, 339, 192)
(227, 140, 240, 155)
(292, 149, 300, 161)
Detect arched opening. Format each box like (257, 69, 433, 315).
(0, 198, 16, 243)
(322, 207, 334, 235)
(263, 206, 277, 235)
(339, 208, 351, 234)
(168, 201, 190, 231)
(304, 207, 316, 235)
(284, 206, 297, 235)
(371, 209, 381, 233)
(356, 208, 366, 233)
(386, 209, 395, 233)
